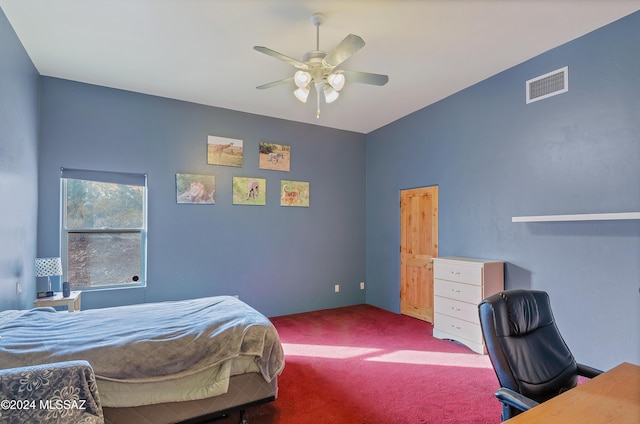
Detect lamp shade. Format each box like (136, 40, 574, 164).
(35, 257, 62, 277)
(294, 70, 311, 89)
(323, 85, 339, 103)
(327, 73, 345, 91)
(294, 87, 310, 102)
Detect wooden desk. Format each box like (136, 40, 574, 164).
(33, 291, 82, 312)
(506, 362, 640, 423)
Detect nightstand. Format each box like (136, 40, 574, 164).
(33, 291, 82, 312)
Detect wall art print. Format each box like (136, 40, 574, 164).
(259, 142, 290, 172)
(280, 180, 309, 207)
(176, 173, 216, 204)
(233, 177, 266, 205)
(207, 135, 243, 167)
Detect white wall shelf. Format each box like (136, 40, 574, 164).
(512, 212, 640, 222)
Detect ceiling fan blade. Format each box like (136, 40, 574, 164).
(322, 34, 365, 68)
(253, 46, 308, 69)
(256, 77, 294, 90)
(341, 70, 389, 86)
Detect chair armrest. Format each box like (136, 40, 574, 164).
(0, 360, 104, 424)
(577, 363, 603, 379)
(495, 387, 540, 413)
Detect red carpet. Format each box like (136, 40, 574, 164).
(223, 304, 501, 423)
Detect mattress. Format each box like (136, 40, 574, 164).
(102, 372, 278, 424)
(98, 354, 259, 407)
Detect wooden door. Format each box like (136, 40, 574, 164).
(400, 186, 438, 322)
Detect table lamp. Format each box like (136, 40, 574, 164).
(35, 257, 62, 298)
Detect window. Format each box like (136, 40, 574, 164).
(61, 168, 147, 291)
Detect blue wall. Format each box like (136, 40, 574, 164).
(0, 8, 39, 310)
(37, 79, 366, 317)
(365, 12, 640, 370)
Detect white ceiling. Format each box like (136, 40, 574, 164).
(1, 1, 639, 134)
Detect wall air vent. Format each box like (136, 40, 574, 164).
(526, 66, 568, 104)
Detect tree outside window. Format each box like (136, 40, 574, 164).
(61, 169, 147, 290)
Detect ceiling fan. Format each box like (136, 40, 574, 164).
(253, 12, 389, 118)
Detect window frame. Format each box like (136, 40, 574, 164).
(60, 168, 148, 291)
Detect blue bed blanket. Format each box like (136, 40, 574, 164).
(0, 296, 284, 384)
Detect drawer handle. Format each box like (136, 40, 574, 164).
(450, 288, 461, 293)
(450, 271, 461, 275)
(451, 307, 461, 312)
(451, 324, 462, 330)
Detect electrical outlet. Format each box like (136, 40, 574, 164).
(334, 284, 340, 293)
(16, 281, 22, 294)
(360, 282, 365, 290)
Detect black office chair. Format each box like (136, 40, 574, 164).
(478, 289, 602, 421)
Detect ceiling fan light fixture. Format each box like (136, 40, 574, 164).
(323, 85, 340, 103)
(294, 70, 311, 88)
(254, 12, 388, 119)
(327, 73, 345, 91)
(294, 87, 310, 102)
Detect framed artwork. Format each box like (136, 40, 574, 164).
(207, 135, 243, 167)
(233, 177, 266, 205)
(176, 173, 216, 204)
(259, 142, 290, 172)
(281, 180, 309, 207)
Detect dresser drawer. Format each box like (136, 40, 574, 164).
(434, 279, 482, 304)
(434, 313, 483, 346)
(433, 262, 482, 285)
(434, 295, 479, 324)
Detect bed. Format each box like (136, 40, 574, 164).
(0, 295, 285, 423)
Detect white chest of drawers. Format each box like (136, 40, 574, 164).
(432, 256, 504, 354)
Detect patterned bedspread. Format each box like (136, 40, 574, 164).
(0, 360, 104, 424)
(0, 296, 284, 385)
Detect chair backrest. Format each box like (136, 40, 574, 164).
(478, 289, 579, 403)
